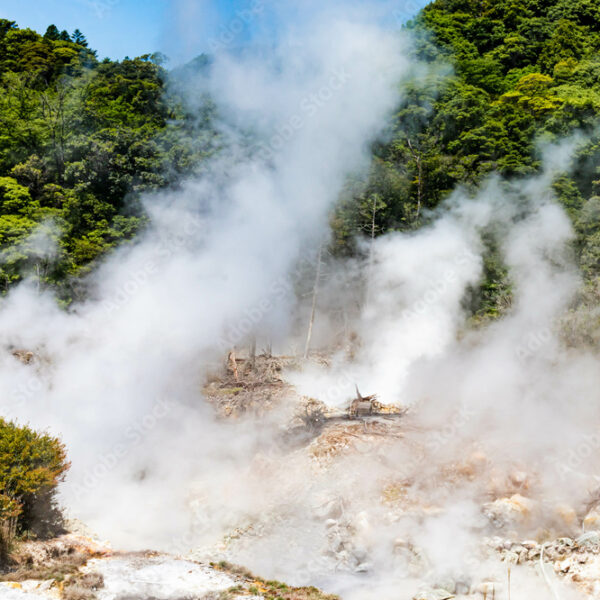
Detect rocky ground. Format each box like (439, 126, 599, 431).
(0, 534, 339, 599)
(199, 355, 600, 599)
(4, 354, 600, 599)
(5, 531, 600, 599)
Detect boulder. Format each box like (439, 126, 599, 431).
(483, 494, 537, 528)
(583, 509, 600, 530)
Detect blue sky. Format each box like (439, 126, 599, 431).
(0, 0, 429, 64)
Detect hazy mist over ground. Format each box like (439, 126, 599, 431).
(0, 0, 410, 551)
(1, 2, 600, 598)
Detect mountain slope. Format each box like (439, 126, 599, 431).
(334, 0, 600, 315)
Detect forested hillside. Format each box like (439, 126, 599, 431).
(2, 1, 600, 312)
(4, 4, 600, 596)
(334, 0, 600, 314)
(0, 20, 215, 298)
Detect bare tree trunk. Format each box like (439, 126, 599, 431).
(228, 350, 239, 382)
(249, 337, 256, 371)
(407, 138, 423, 221)
(304, 245, 322, 359)
(371, 194, 377, 243)
(365, 194, 378, 308)
(0, 516, 17, 563)
(416, 156, 423, 220)
(41, 89, 67, 184)
(264, 340, 272, 358)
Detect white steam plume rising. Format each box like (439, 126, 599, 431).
(0, 5, 409, 550)
(1, 4, 599, 599)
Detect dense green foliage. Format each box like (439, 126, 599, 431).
(0, 418, 69, 558)
(0, 1, 598, 559)
(0, 20, 215, 298)
(334, 0, 600, 314)
(2, 3, 600, 314)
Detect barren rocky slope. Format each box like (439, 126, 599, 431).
(3, 354, 600, 599)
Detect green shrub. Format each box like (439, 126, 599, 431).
(0, 418, 69, 560)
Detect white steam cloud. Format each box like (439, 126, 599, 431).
(1, 3, 598, 599)
(0, 0, 409, 553)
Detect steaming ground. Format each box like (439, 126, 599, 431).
(1, 3, 408, 542)
(2, 4, 600, 600)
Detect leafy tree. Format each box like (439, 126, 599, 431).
(0, 19, 16, 39)
(70, 28, 87, 47)
(43, 25, 60, 41)
(0, 21, 216, 294)
(0, 419, 69, 559)
(332, 0, 600, 317)
(0, 177, 34, 215)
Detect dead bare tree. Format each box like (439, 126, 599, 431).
(364, 193, 383, 307)
(348, 385, 377, 418)
(407, 138, 423, 222)
(304, 244, 322, 359)
(40, 81, 72, 184)
(0, 516, 17, 563)
(249, 337, 256, 371)
(228, 349, 239, 382)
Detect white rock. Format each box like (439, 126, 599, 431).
(584, 510, 600, 530)
(355, 562, 372, 573)
(0, 584, 44, 600)
(413, 589, 455, 600)
(87, 555, 236, 600)
(473, 582, 499, 595)
(554, 557, 572, 573)
(577, 531, 600, 547)
(484, 494, 537, 527)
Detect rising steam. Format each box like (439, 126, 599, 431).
(0, 0, 409, 551)
(0, 3, 598, 599)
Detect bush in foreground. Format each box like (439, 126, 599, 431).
(0, 418, 69, 561)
